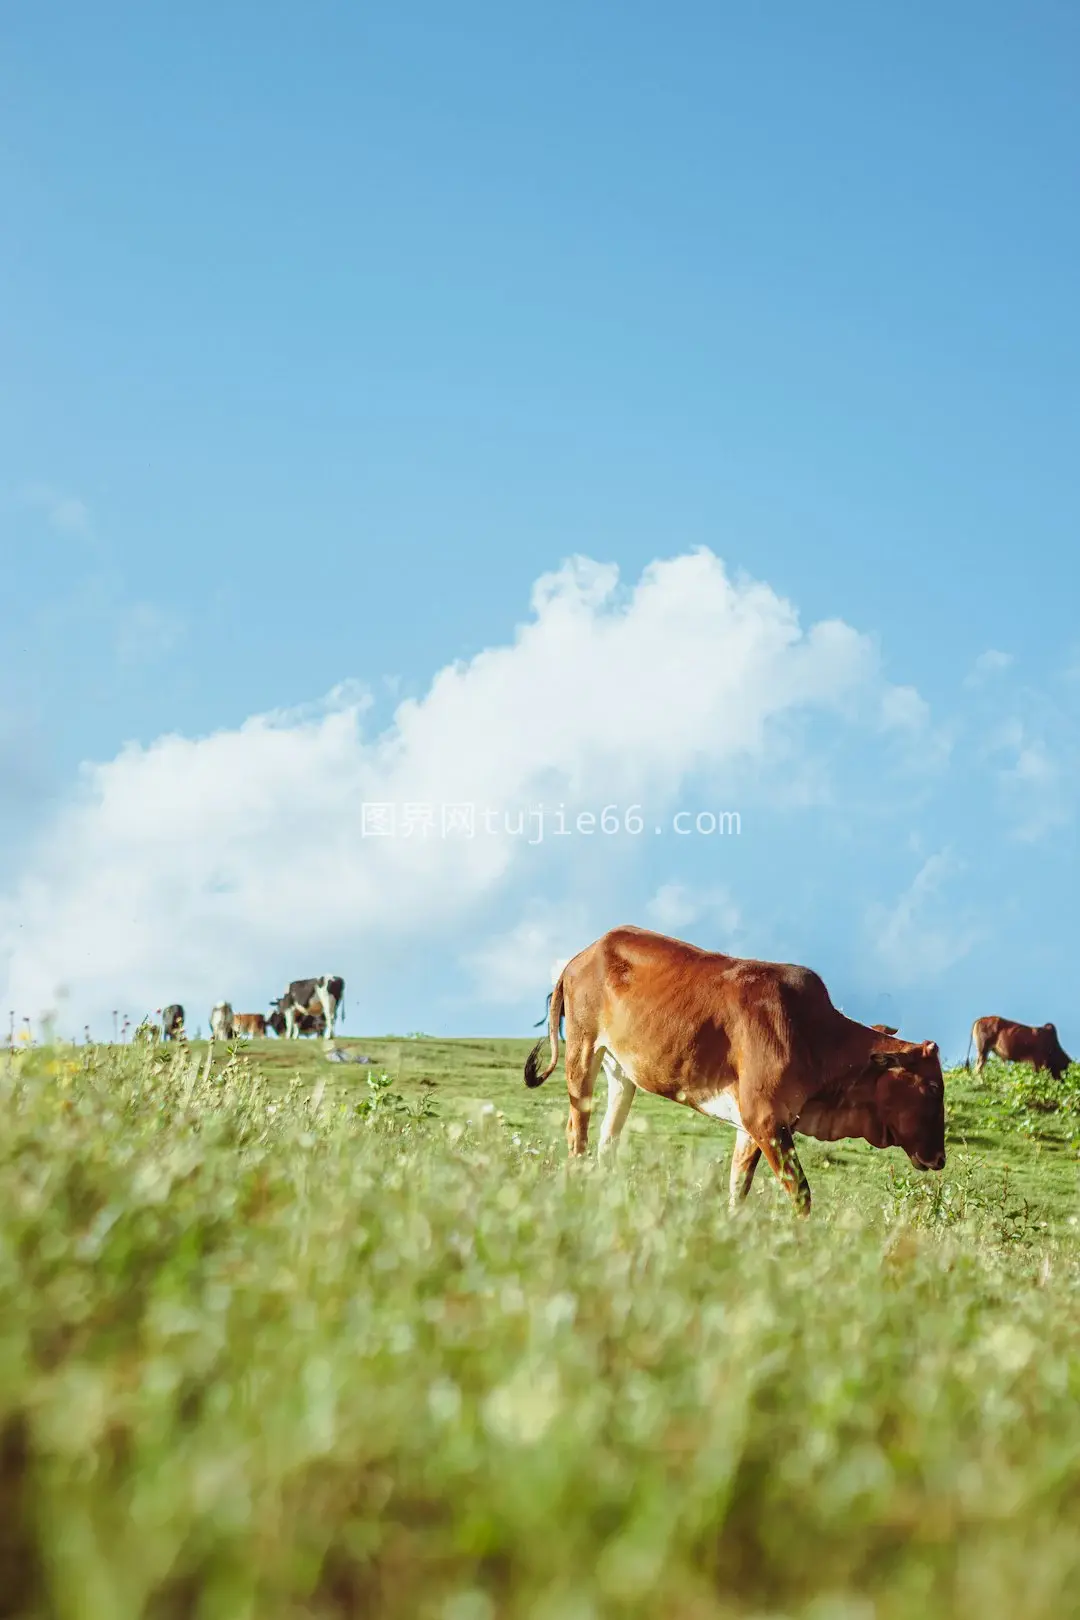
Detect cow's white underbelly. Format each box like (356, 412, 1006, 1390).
(695, 1089, 745, 1131)
(597, 1035, 744, 1130)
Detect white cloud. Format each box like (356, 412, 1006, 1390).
(879, 683, 953, 776)
(644, 881, 741, 941)
(1007, 742, 1057, 788)
(986, 718, 1073, 842)
(20, 483, 92, 538)
(880, 685, 930, 731)
(964, 648, 1014, 688)
(114, 601, 185, 666)
(999, 738, 1069, 842)
(0, 549, 925, 1032)
(867, 852, 981, 985)
(465, 903, 587, 1005)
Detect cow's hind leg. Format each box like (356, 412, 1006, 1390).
(565, 1039, 602, 1158)
(597, 1056, 636, 1165)
(728, 1128, 763, 1210)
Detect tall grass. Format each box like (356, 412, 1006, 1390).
(2, 1040, 1078, 1619)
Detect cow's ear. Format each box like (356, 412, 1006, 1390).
(921, 1040, 939, 1060)
(869, 1051, 895, 1071)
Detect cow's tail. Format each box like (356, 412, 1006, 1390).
(965, 1021, 977, 1071)
(524, 976, 565, 1088)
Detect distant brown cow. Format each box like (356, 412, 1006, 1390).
(524, 925, 946, 1218)
(871, 1024, 898, 1035)
(233, 1013, 266, 1038)
(968, 1017, 1072, 1080)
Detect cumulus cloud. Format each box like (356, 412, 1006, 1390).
(877, 683, 953, 779)
(464, 903, 589, 1005)
(965, 649, 1014, 687)
(867, 852, 981, 985)
(644, 882, 741, 940)
(20, 483, 92, 538)
(986, 717, 1074, 843)
(0, 549, 928, 1032)
(880, 685, 930, 732)
(998, 738, 1070, 842)
(114, 601, 185, 666)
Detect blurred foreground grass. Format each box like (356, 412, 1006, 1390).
(1, 1036, 1078, 1619)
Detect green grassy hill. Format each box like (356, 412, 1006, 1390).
(1, 1035, 1078, 1619)
(208, 1033, 1080, 1233)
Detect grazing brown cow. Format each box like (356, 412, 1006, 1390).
(968, 1016, 1072, 1080)
(233, 1013, 266, 1038)
(871, 1023, 898, 1035)
(524, 926, 946, 1218)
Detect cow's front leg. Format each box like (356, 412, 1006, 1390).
(743, 1103, 811, 1217)
(763, 1125, 811, 1217)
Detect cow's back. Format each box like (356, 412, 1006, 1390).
(568, 925, 839, 1084)
(286, 979, 318, 1006)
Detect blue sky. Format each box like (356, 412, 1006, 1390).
(1, 2, 1078, 1059)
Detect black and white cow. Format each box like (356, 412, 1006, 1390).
(267, 1006, 326, 1038)
(161, 1004, 185, 1041)
(272, 975, 344, 1040)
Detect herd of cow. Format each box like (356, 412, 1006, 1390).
(522, 925, 1073, 1219)
(156, 975, 345, 1045)
(144, 927, 1071, 1223)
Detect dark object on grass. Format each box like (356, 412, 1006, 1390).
(160, 1004, 185, 1041)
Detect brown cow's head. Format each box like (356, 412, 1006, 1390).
(1041, 1023, 1072, 1079)
(868, 1040, 946, 1171)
